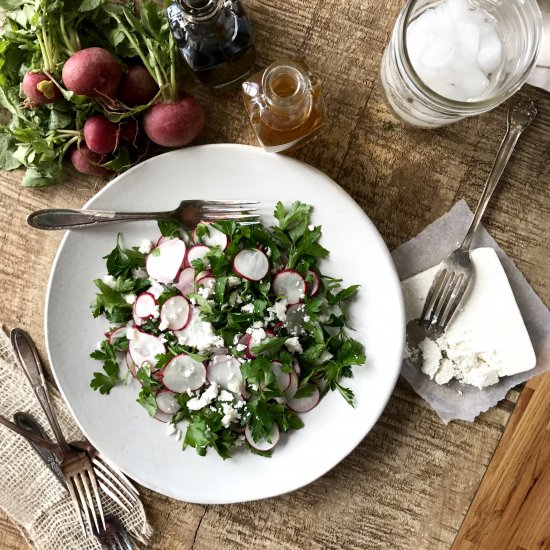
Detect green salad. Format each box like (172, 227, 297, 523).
(90, 202, 366, 458)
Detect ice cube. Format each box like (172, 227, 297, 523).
(429, 79, 469, 102)
(457, 22, 480, 60)
(420, 31, 457, 68)
(458, 67, 490, 99)
(477, 28, 503, 73)
(407, 20, 429, 64)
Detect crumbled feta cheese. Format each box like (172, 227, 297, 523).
(186, 388, 194, 397)
(249, 383, 258, 391)
(303, 315, 310, 323)
(308, 224, 315, 231)
(132, 268, 147, 280)
(299, 291, 306, 300)
(235, 343, 246, 352)
(148, 279, 165, 299)
(219, 390, 234, 402)
(124, 293, 137, 305)
(198, 286, 213, 299)
(139, 239, 153, 254)
(234, 400, 246, 409)
(221, 402, 239, 428)
(252, 321, 263, 329)
(166, 423, 176, 436)
(285, 337, 303, 354)
(227, 276, 241, 287)
(233, 334, 241, 345)
(241, 303, 254, 314)
(102, 275, 116, 288)
(274, 299, 288, 321)
(246, 327, 266, 344)
(186, 382, 219, 411)
(236, 295, 243, 304)
(176, 307, 224, 352)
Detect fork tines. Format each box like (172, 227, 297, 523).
(92, 456, 139, 512)
(199, 200, 260, 225)
(420, 268, 469, 330)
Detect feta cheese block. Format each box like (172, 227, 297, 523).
(402, 247, 536, 389)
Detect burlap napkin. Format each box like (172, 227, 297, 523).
(0, 329, 153, 549)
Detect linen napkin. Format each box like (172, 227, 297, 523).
(392, 200, 550, 423)
(0, 329, 153, 549)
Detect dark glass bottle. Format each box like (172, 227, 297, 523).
(167, 0, 256, 93)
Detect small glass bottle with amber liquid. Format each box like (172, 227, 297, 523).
(241, 59, 326, 153)
(167, 0, 255, 92)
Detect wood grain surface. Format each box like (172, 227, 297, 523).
(0, 0, 549, 549)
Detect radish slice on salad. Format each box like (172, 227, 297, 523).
(206, 354, 243, 393)
(156, 390, 180, 414)
(175, 267, 195, 297)
(193, 223, 229, 251)
(285, 303, 307, 334)
(108, 326, 127, 345)
(160, 295, 190, 331)
(246, 329, 275, 359)
(197, 274, 216, 290)
(233, 249, 269, 281)
(146, 238, 187, 284)
(134, 292, 158, 319)
(128, 329, 165, 368)
(156, 235, 171, 247)
(153, 410, 173, 423)
(273, 270, 307, 304)
(271, 361, 291, 392)
(307, 270, 320, 296)
(186, 244, 210, 268)
(285, 371, 299, 400)
(287, 385, 320, 413)
(291, 358, 301, 376)
(162, 354, 206, 393)
(245, 422, 280, 451)
(132, 309, 145, 326)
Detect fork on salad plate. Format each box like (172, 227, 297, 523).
(27, 199, 260, 230)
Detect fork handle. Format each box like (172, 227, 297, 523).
(461, 99, 537, 250)
(27, 208, 176, 230)
(10, 329, 72, 454)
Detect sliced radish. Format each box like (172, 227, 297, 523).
(285, 303, 307, 333)
(133, 309, 145, 326)
(246, 329, 275, 359)
(108, 326, 127, 345)
(271, 361, 291, 392)
(287, 385, 320, 413)
(206, 354, 244, 392)
(160, 295, 190, 331)
(156, 235, 170, 247)
(193, 223, 229, 251)
(307, 270, 320, 296)
(153, 410, 173, 423)
(156, 390, 180, 414)
(285, 371, 299, 400)
(233, 249, 269, 281)
(292, 358, 301, 376)
(273, 270, 307, 304)
(134, 292, 158, 319)
(129, 330, 165, 368)
(186, 244, 210, 268)
(245, 422, 280, 451)
(197, 274, 216, 290)
(146, 238, 187, 284)
(175, 267, 195, 297)
(162, 354, 206, 393)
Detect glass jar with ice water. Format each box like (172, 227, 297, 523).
(380, 0, 542, 128)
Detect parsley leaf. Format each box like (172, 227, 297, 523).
(90, 341, 122, 395)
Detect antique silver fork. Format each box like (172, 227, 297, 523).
(10, 328, 105, 535)
(417, 98, 537, 333)
(26, 199, 260, 230)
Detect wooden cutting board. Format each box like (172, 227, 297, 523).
(453, 370, 550, 549)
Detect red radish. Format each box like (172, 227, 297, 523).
(206, 354, 243, 392)
(143, 95, 204, 147)
(287, 385, 320, 413)
(83, 115, 119, 154)
(246, 329, 275, 359)
(193, 223, 229, 250)
(108, 326, 127, 345)
(245, 422, 280, 451)
(22, 72, 61, 105)
(132, 306, 145, 326)
(233, 249, 269, 281)
(162, 354, 206, 393)
(186, 245, 210, 268)
(272, 270, 307, 304)
(156, 390, 180, 414)
(285, 371, 299, 400)
(156, 235, 170, 247)
(292, 358, 301, 376)
(70, 146, 112, 176)
(62, 47, 121, 98)
(160, 295, 190, 331)
(285, 303, 307, 333)
(197, 274, 216, 291)
(126, 351, 138, 378)
(134, 292, 158, 319)
(175, 267, 195, 296)
(307, 270, 320, 296)
(118, 65, 159, 106)
(129, 329, 165, 368)
(271, 361, 291, 392)
(119, 118, 139, 146)
(146, 238, 187, 283)
(153, 410, 173, 423)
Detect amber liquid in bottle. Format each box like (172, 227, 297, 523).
(242, 59, 326, 153)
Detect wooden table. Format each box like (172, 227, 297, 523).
(1, 0, 549, 548)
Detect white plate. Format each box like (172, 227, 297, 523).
(45, 144, 405, 504)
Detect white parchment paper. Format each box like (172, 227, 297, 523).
(391, 200, 550, 423)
